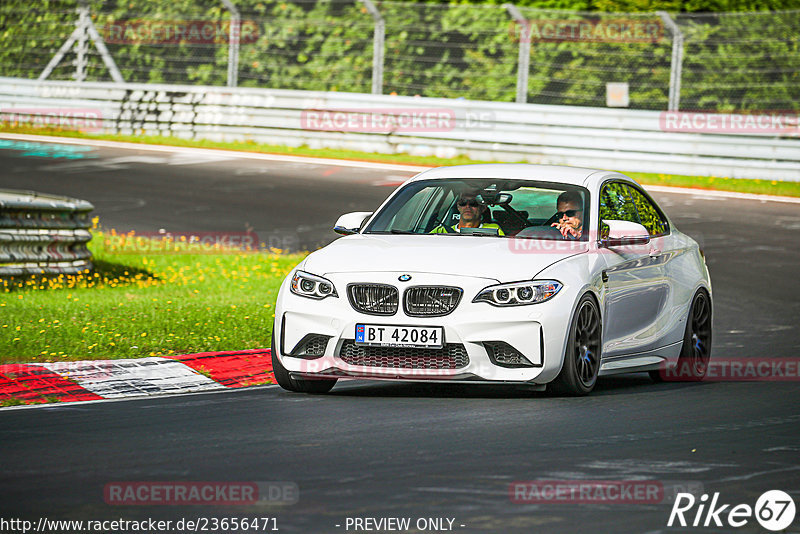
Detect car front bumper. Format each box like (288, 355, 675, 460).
(274, 270, 579, 384)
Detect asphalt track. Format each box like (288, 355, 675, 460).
(1, 137, 799, 533)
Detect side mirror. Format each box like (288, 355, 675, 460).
(600, 220, 650, 247)
(333, 212, 373, 236)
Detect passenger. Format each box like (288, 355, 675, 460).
(430, 191, 504, 235)
(551, 190, 584, 239)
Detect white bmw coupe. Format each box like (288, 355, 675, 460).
(272, 164, 712, 395)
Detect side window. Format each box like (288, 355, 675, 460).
(599, 182, 639, 224)
(625, 185, 669, 236)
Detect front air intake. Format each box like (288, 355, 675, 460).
(289, 334, 331, 359)
(484, 341, 536, 368)
(338, 341, 469, 369)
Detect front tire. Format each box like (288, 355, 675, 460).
(550, 294, 602, 396)
(271, 322, 337, 394)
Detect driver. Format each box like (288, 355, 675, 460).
(551, 190, 584, 239)
(430, 190, 504, 235)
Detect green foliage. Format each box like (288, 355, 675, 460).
(1, 0, 798, 110)
(379, 2, 517, 100)
(0, 231, 306, 363)
(679, 11, 800, 111)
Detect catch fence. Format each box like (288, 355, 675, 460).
(2, 0, 798, 112)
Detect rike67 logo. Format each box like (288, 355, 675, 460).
(668, 490, 796, 531)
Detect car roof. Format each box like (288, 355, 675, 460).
(409, 164, 630, 190)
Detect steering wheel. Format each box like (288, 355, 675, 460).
(542, 213, 560, 227)
(517, 224, 582, 240)
(516, 225, 560, 238)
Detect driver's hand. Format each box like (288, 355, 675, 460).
(551, 221, 581, 238)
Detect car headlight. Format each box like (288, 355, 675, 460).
(290, 270, 338, 300)
(473, 280, 562, 307)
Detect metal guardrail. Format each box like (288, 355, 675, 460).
(0, 189, 93, 276)
(0, 77, 799, 181)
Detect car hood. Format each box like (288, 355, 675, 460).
(304, 234, 588, 282)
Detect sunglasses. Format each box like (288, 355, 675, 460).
(555, 209, 581, 219)
(457, 199, 480, 207)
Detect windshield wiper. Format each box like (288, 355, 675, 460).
(389, 229, 416, 234)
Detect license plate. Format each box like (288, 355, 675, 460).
(355, 324, 444, 349)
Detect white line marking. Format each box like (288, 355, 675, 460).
(714, 465, 800, 483)
(2, 133, 797, 203)
(0, 383, 280, 411)
(644, 184, 800, 205)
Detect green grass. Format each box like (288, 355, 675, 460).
(624, 172, 798, 197)
(2, 124, 799, 198)
(0, 230, 307, 364)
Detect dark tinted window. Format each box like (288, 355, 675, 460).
(625, 185, 669, 236)
(364, 179, 590, 239)
(599, 182, 639, 223)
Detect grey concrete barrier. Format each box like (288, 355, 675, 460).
(0, 189, 93, 276)
(1, 77, 799, 180)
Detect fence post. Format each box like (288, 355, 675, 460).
(504, 4, 530, 104)
(658, 11, 683, 112)
(360, 0, 384, 95)
(221, 0, 240, 88)
(39, 0, 124, 83)
(74, 4, 89, 82)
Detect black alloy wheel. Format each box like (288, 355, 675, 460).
(550, 294, 602, 396)
(679, 290, 712, 380)
(650, 289, 712, 382)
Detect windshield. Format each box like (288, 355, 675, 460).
(363, 179, 590, 240)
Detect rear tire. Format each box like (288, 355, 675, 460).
(271, 322, 337, 394)
(649, 289, 712, 382)
(550, 294, 602, 396)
